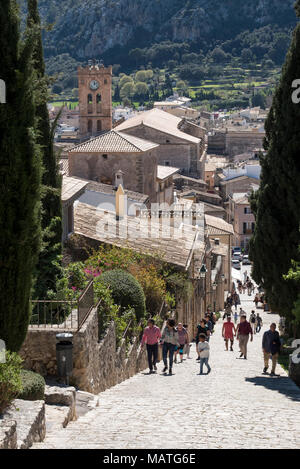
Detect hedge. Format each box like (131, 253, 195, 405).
(100, 269, 146, 321)
(0, 352, 23, 414)
(18, 370, 45, 401)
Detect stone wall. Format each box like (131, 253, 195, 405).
(20, 309, 148, 395)
(122, 124, 196, 176)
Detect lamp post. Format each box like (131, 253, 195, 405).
(198, 264, 207, 317)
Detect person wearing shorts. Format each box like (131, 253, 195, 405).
(222, 316, 236, 351)
(174, 323, 188, 363)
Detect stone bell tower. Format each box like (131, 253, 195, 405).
(78, 60, 112, 139)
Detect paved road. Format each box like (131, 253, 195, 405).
(34, 272, 300, 449)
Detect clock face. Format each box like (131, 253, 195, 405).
(90, 80, 99, 90)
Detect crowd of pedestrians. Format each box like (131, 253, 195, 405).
(141, 273, 282, 377)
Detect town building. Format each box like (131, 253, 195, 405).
(68, 130, 159, 203)
(115, 108, 206, 178)
(226, 193, 255, 250)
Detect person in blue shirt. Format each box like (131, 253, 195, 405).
(262, 323, 281, 376)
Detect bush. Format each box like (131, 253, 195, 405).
(18, 370, 45, 401)
(0, 352, 23, 414)
(129, 264, 166, 315)
(100, 269, 146, 321)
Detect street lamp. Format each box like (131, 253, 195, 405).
(199, 264, 207, 278)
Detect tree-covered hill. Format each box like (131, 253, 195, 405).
(21, 0, 296, 65)
(20, 0, 298, 101)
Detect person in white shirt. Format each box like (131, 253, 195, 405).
(197, 333, 211, 375)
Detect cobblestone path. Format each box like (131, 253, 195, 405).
(34, 282, 300, 449)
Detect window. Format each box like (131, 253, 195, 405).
(102, 154, 108, 159)
(243, 222, 255, 234)
(96, 94, 102, 103)
(244, 207, 251, 214)
(87, 120, 92, 133)
(97, 120, 102, 132)
(165, 161, 170, 166)
(87, 94, 93, 104)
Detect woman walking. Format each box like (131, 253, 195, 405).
(161, 319, 179, 375)
(174, 323, 189, 363)
(141, 318, 162, 374)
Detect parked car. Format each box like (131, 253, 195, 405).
(232, 253, 242, 261)
(232, 259, 241, 270)
(232, 247, 242, 256)
(242, 255, 251, 265)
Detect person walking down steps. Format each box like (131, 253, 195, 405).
(141, 319, 162, 374)
(236, 315, 253, 360)
(161, 318, 179, 375)
(197, 334, 211, 375)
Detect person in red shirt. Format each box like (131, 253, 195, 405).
(222, 316, 236, 351)
(141, 319, 161, 374)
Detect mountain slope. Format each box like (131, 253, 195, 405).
(31, 0, 297, 62)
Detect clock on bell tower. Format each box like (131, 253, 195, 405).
(78, 61, 112, 139)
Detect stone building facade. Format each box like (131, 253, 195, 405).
(116, 109, 206, 178)
(78, 64, 112, 138)
(68, 130, 159, 203)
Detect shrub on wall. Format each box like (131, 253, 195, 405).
(0, 352, 23, 414)
(18, 370, 45, 401)
(100, 269, 146, 321)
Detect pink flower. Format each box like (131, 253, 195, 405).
(71, 286, 77, 291)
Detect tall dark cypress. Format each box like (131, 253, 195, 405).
(27, 0, 62, 299)
(250, 4, 300, 321)
(0, 0, 42, 351)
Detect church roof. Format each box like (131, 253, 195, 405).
(68, 130, 158, 153)
(115, 108, 201, 144)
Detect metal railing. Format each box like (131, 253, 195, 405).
(77, 280, 94, 330)
(30, 280, 95, 331)
(30, 300, 78, 329)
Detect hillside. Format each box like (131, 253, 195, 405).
(20, 0, 299, 107)
(33, 0, 297, 62)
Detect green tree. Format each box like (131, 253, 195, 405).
(27, 0, 62, 300)
(0, 0, 42, 351)
(249, 12, 300, 322)
(119, 75, 133, 88)
(135, 82, 148, 99)
(120, 82, 136, 100)
(135, 70, 148, 82)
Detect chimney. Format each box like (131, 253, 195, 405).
(115, 170, 124, 189)
(116, 184, 126, 221)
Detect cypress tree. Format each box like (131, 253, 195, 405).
(27, 0, 62, 299)
(0, 0, 42, 351)
(249, 5, 300, 320)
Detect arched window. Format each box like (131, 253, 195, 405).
(87, 94, 93, 114)
(96, 94, 102, 113)
(88, 120, 93, 133)
(97, 120, 102, 132)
